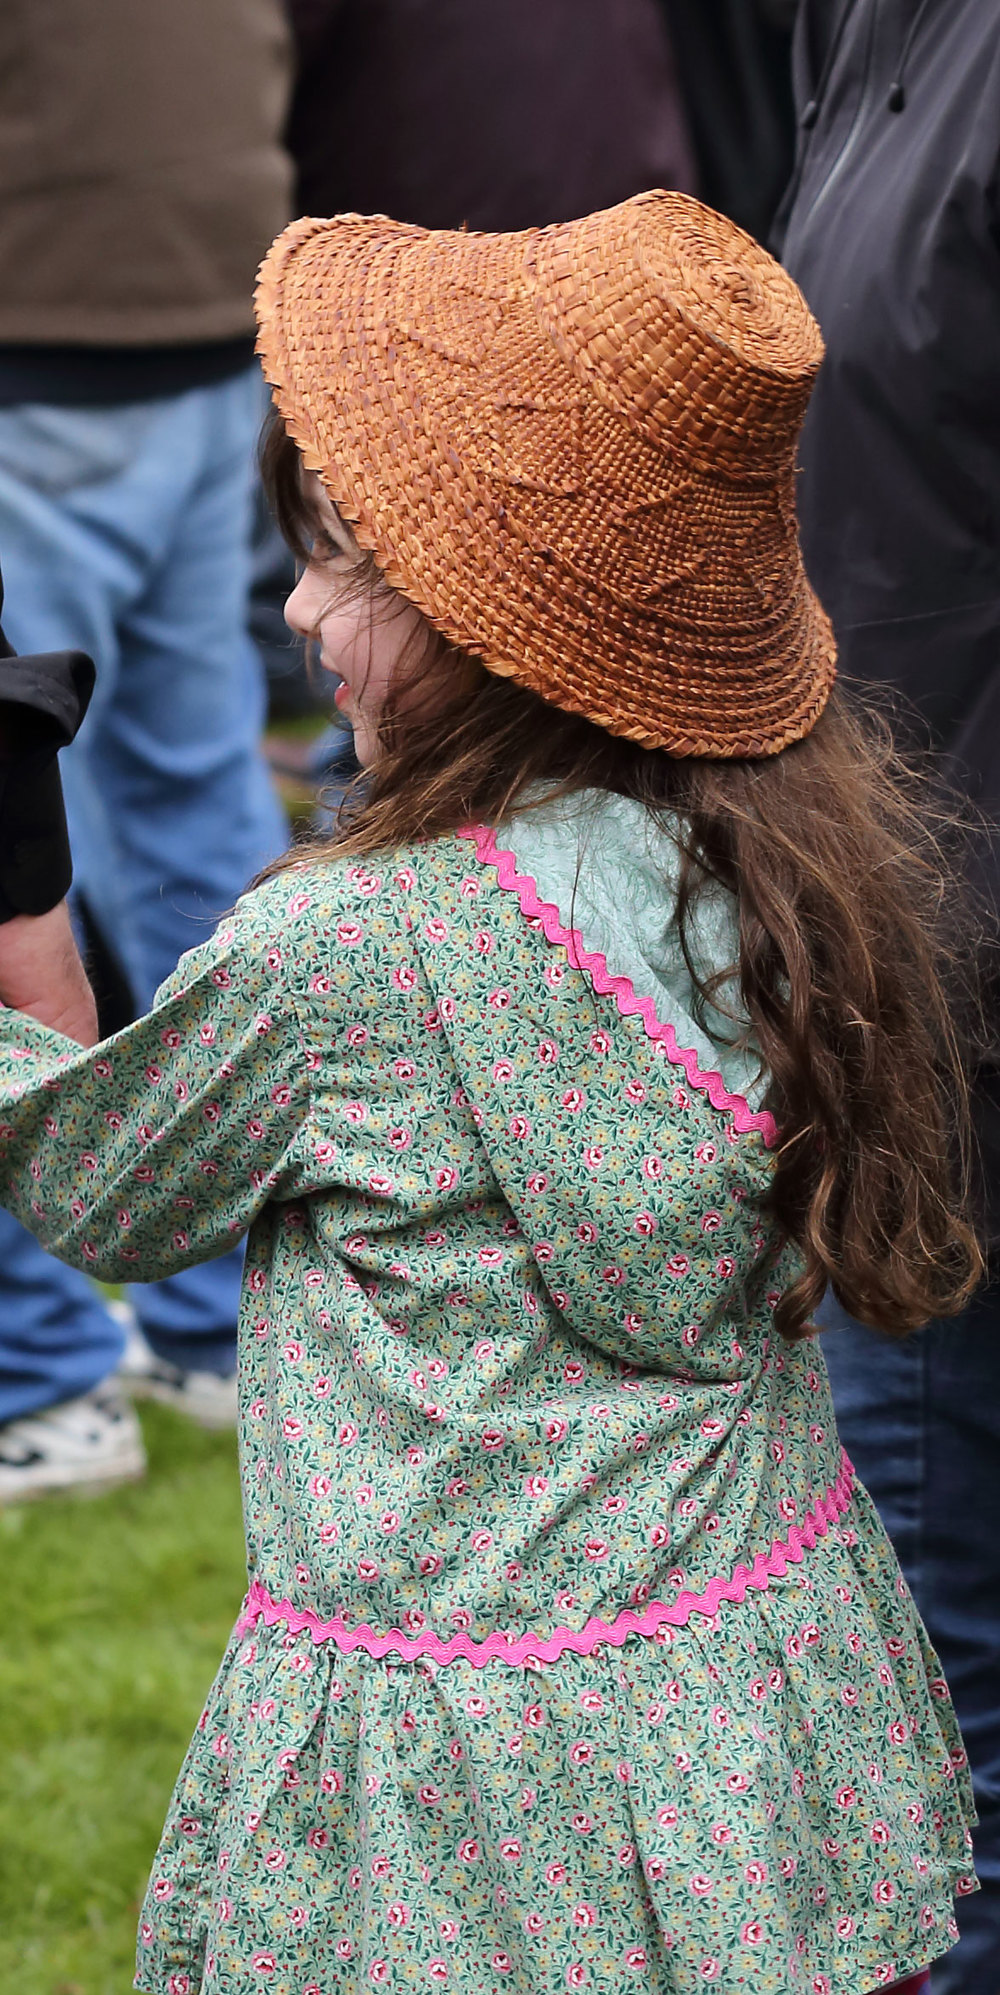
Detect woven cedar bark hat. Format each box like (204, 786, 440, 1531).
(255, 191, 836, 757)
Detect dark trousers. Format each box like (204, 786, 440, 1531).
(821, 1288, 1000, 1995)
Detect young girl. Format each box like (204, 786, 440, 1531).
(0, 193, 980, 1995)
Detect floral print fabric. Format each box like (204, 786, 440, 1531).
(0, 793, 976, 1994)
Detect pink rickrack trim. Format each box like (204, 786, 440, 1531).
(236, 1452, 855, 1668)
(457, 824, 778, 1147)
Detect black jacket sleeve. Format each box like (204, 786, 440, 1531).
(0, 585, 95, 923)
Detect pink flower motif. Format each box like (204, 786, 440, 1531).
(625, 1948, 647, 1970)
(250, 1956, 275, 1976)
(583, 1538, 608, 1563)
(567, 1967, 588, 1989)
(742, 1922, 764, 1946)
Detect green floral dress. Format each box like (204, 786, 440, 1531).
(0, 791, 975, 1995)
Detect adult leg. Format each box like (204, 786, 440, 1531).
(0, 404, 139, 1427)
(0, 1211, 124, 1422)
(821, 1290, 1000, 1995)
(55, 369, 287, 1369)
(0, 383, 286, 1386)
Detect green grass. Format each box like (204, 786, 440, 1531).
(0, 1403, 246, 1995)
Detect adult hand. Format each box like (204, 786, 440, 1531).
(0, 900, 98, 1046)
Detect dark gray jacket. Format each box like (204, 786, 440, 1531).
(778, 0, 1000, 853)
(776, 0, 1000, 1239)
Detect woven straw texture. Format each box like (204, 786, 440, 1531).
(255, 190, 837, 757)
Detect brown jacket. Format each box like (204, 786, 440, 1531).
(0, 0, 293, 345)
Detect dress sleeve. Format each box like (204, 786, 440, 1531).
(0, 876, 320, 1283)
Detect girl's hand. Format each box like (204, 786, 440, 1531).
(0, 900, 98, 1046)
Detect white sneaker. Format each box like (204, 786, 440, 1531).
(0, 1384, 147, 1503)
(115, 1315, 238, 1430)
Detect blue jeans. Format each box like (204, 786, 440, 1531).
(821, 1291, 1000, 1995)
(0, 374, 288, 1421)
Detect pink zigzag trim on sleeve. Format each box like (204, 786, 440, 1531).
(456, 823, 779, 1147)
(235, 1453, 855, 1668)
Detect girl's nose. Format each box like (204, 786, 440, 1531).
(283, 569, 313, 639)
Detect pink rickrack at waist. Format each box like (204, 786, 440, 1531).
(235, 1451, 856, 1670)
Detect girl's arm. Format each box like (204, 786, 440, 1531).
(0, 880, 319, 1283)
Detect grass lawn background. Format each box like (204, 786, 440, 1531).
(0, 1402, 246, 1995)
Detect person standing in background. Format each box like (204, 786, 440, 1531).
(776, 4, 1000, 1988)
(0, 0, 292, 1500)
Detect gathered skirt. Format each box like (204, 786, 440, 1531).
(135, 1481, 974, 1995)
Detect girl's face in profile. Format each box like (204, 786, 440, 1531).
(283, 475, 429, 767)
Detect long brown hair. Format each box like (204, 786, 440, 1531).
(264, 419, 985, 1340)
